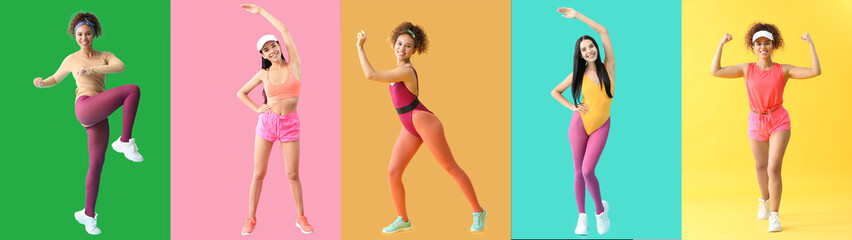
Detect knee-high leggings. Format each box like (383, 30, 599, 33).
(74, 84, 140, 217)
(568, 111, 610, 215)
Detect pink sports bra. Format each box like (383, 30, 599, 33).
(264, 68, 300, 100)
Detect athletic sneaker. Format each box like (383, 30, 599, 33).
(757, 198, 770, 220)
(574, 213, 588, 235)
(382, 216, 412, 233)
(295, 216, 314, 234)
(111, 138, 143, 162)
(768, 212, 782, 232)
(74, 209, 101, 235)
(471, 209, 486, 232)
(241, 217, 257, 236)
(595, 200, 610, 235)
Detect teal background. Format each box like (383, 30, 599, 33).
(511, 0, 681, 239)
(0, 1, 169, 239)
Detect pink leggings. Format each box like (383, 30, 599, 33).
(74, 84, 141, 217)
(569, 112, 610, 214)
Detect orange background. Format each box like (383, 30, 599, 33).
(341, 0, 511, 239)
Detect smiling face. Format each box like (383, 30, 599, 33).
(393, 34, 416, 61)
(579, 39, 598, 63)
(753, 37, 774, 59)
(260, 41, 282, 62)
(75, 25, 94, 49)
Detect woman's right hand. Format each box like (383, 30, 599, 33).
(356, 30, 367, 48)
(33, 77, 44, 88)
(720, 33, 732, 45)
(256, 104, 272, 113)
(573, 103, 590, 114)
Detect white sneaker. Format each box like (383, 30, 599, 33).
(574, 213, 588, 235)
(596, 200, 610, 235)
(112, 138, 144, 162)
(74, 209, 102, 235)
(768, 212, 782, 232)
(757, 198, 770, 220)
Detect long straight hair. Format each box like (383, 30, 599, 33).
(259, 41, 287, 104)
(571, 35, 613, 105)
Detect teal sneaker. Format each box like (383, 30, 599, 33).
(470, 209, 486, 232)
(382, 216, 412, 233)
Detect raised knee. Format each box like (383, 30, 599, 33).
(286, 170, 300, 181)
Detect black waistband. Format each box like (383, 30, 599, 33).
(396, 98, 420, 114)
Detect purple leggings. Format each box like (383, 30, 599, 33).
(569, 112, 610, 214)
(74, 84, 140, 217)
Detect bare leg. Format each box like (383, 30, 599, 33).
(767, 129, 790, 212)
(749, 138, 770, 201)
(413, 111, 483, 213)
(248, 135, 274, 218)
(281, 140, 304, 216)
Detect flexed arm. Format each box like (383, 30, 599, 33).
(710, 33, 747, 78)
(551, 73, 589, 113)
(34, 55, 73, 88)
(785, 33, 821, 79)
(355, 30, 413, 83)
(558, 7, 614, 70)
(241, 4, 301, 74)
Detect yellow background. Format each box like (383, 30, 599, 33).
(683, 0, 852, 239)
(341, 0, 511, 239)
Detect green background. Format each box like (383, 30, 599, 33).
(511, 0, 682, 239)
(1, 1, 170, 239)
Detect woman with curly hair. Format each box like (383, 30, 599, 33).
(550, 7, 614, 236)
(710, 22, 821, 232)
(32, 12, 143, 235)
(356, 22, 486, 233)
(236, 3, 313, 236)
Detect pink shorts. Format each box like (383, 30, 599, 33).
(256, 111, 300, 142)
(747, 106, 791, 141)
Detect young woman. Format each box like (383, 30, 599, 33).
(550, 7, 614, 236)
(355, 22, 486, 233)
(32, 12, 143, 235)
(235, 3, 313, 236)
(710, 22, 821, 232)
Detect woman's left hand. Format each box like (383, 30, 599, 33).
(76, 68, 89, 76)
(557, 7, 579, 18)
(801, 33, 813, 44)
(240, 3, 263, 14)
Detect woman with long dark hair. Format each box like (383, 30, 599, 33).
(550, 7, 614, 236)
(236, 3, 313, 236)
(356, 22, 487, 233)
(32, 12, 143, 235)
(710, 22, 821, 232)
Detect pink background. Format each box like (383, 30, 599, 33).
(170, 0, 340, 239)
